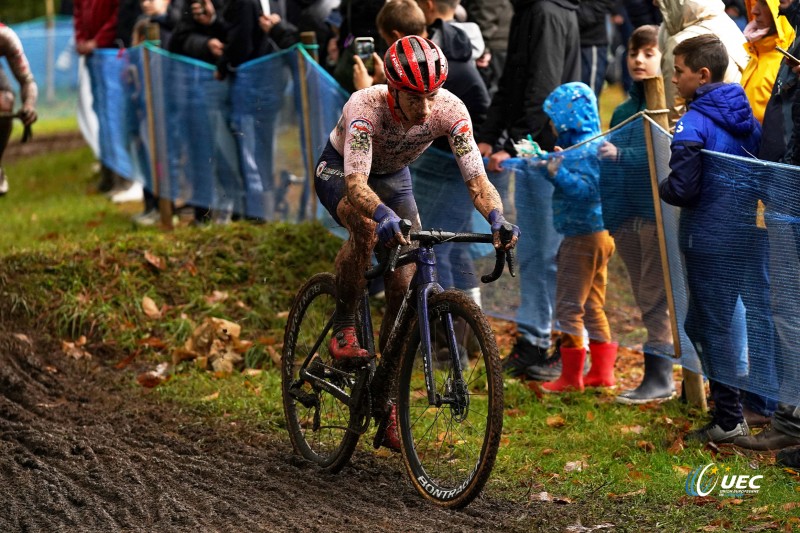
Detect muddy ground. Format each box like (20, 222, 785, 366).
(0, 326, 637, 533)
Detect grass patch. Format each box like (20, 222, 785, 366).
(2, 117, 799, 530)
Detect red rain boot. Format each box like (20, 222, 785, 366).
(541, 346, 586, 393)
(584, 341, 618, 388)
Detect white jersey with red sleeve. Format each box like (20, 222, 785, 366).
(329, 85, 485, 181)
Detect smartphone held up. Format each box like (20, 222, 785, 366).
(354, 37, 375, 75)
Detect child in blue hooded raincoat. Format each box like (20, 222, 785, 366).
(537, 81, 618, 394)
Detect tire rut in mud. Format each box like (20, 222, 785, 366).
(0, 330, 551, 532)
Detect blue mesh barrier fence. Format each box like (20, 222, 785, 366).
(14, 17, 800, 406)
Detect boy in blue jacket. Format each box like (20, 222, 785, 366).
(537, 81, 618, 394)
(659, 34, 771, 444)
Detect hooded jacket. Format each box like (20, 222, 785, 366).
(475, 0, 580, 154)
(542, 82, 604, 237)
(429, 19, 491, 152)
(657, 0, 749, 126)
(740, 0, 795, 123)
(659, 83, 762, 251)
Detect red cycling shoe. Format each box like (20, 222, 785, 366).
(329, 326, 370, 362)
(381, 404, 401, 452)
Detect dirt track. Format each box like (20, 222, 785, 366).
(0, 328, 599, 532)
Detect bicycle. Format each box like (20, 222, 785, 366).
(281, 220, 516, 508)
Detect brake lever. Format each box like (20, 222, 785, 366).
(388, 219, 413, 273)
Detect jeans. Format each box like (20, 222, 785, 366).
(514, 164, 562, 348)
(410, 148, 478, 290)
(581, 44, 609, 99)
(683, 239, 776, 429)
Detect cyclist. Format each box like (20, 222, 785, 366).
(0, 23, 37, 195)
(314, 35, 519, 450)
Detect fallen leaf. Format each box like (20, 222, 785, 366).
(564, 460, 587, 473)
(673, 465, 692, 475)
(144, 250, 166, 271)
(717, 498, 743, 508)
(204, 290, 229, 304)
(276, 310, 290, 319)
(136, 362, 169, 388)
(782, 502, 800, 511)
(620, 425, 644, 434)
(546, 415, 566, 428)
(61, 339, 92, 360)
(142, 296, 161, 319)
(564, 523, 613, 532)
(541, 448, 556, 456)
(137, 336, 167, 349)
(201, 391, 220, 401)
(743, 523, 780, 532)
(183, 260, 198, 276)
(506, 408, 524, 417)
(12, 333, 32, 345)
(242, 368, 263, 376)
(530, 491, 573, 504)
(586, 411, 595, 422)
(637, 440, 655, 452)
(267, 345, 281, 366)
(752, 505, 770, 514)
(668, 436, 685, 454)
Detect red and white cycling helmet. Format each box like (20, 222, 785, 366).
(383, 36, 448, 95)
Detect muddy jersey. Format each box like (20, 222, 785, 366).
(329, 85, 484, 181)
(0, 24, 37, 108)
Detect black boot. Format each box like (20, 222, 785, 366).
(615, 352, 676, 405)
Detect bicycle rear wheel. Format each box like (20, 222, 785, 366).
(397, 289, 503, 508)
(282, 272, 361, 473)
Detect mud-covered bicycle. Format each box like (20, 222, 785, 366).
(281, 221, 516, 508)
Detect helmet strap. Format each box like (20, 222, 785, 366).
(387, 88, 410, 124)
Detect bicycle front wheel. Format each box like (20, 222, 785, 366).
(282, 272, 361, 473)
(397, 289, 504, 508)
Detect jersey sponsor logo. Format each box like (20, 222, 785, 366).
(449, 119, 473, 158)
(316, 161, 344, 181)
(349, 118, 373, 153)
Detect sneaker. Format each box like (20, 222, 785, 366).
(777, 445, 800, 469)
(502, 337, 547, 378)
(110, 181, 144, 203)
(329, 326, 370, 363)
(381, 404, 401, 452)
(0, 168, 8, 195)
(687, 420, 749, 445)
(132, 208, 160, 227)
(524, 344, 562, 381)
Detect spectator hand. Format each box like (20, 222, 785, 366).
(597, 141, 618, 161)
(20, 106, 37, 126)
(476, 50, 491, 69)
(547, 146, 563, 176)
(372, 53, 386, 84)
(487, 150, 510, 173)
(207, 38, 224, 58)
(352, 55, 373, 90)
(488, 209, 520, 250)
(373, 204, 409, 248)
(477, 142, 493, 158)
(192, 0, 216, 25)
(76, 39, 97, 55)
(258, 13, 281, 34)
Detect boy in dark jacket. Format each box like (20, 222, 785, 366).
(659, 34, 768, 444)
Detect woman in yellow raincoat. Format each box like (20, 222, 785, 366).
(741, 0, 796, 123)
